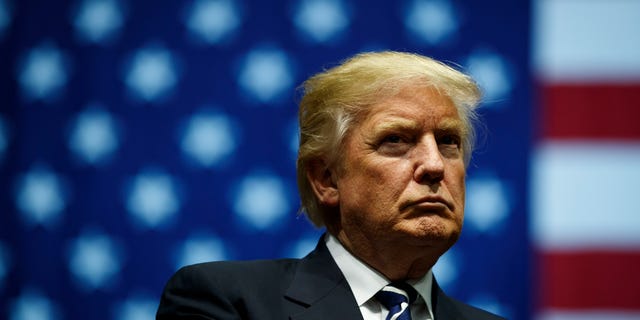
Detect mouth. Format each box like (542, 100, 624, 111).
(401, 195, 454, 214)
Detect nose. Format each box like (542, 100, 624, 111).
(413, 136, 445, 184)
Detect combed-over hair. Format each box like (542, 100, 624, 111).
(296, 51, 481, 227)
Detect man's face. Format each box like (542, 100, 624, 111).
(334, 85, 466, 253)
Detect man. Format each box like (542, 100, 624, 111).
(157, 51, 504, 320)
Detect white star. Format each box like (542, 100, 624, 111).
(125, 47, 178, 102)
(68, 232, 121, 290)
(233, 172, 290, 230)
(465, 175, 511, 233)
(15, 166, 67, 228)
(73, 0, 124, 44)
(466, 50, 513, 104)
(180, 112, 236, 168)
(404, 0, 458, 45)
(0, 0, 12, 38)
(176, 234, 227, 268)
(18, 44, 69, 101)
(126, 170, 180, 229)
(238, 48, 293, 103)
(68, 105, 119, 165)
(115, 296, 158, 320)
(185, 0, 241, 44)
(9, 289, 59, 320)
(293, 0, 349, 43)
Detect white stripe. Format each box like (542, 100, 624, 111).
(381, 286, 410, 298)
(537, 309, 640, 320)
(389, 302, 410, 320)
(533, 0, 640, 82)
(531, 142, 640, 249)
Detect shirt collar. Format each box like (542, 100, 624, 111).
(325, 233, 434, 316)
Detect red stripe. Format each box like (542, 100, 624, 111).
(540, 83, 640, 140)
(537, 250, 640, 310)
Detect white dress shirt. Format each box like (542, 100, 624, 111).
(325, 234, 435, 320)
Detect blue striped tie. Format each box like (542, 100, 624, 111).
(375, 282, 418, 320)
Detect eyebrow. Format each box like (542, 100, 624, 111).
(438, 118, 466, 135)
(372, 118, 421, 133)
(372, 117, 466, 135)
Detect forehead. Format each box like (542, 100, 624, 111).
(362, 85, 461, 129)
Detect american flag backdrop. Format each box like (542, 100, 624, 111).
(0, 0, 636, 319)
(531, 0, 640, 319)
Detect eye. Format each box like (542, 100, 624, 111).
(377, 133, 412, 156)
(438, 134, 463, 158)
(381, 134, 404, 144)
(439, 134, 461, 147)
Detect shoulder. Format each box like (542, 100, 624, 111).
(167, 258, 299, 292)
(157, 259, 300, 319)
(177, 258, 299, 275)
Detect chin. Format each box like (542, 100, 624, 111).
(406, 219, 461, 246)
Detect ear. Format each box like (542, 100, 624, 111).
(306, 159, 339, 207)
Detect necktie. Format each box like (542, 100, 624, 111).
(375, 282, 418, 320)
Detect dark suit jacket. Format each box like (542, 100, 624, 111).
(157, 238, 505, 319)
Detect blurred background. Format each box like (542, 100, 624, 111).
(0, 0, 638, 319)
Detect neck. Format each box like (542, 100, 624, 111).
(334, 230, 443, 281)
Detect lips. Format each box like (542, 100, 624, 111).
(401, 195, 454, 213)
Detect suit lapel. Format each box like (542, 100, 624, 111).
(432, 277, 466, 320)
(285, 236, 363, 320)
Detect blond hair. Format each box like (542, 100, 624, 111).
(296, 51, 481, 227)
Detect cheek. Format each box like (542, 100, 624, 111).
(366, 160, 412, 196)
(457, 177, 466, 199)
(350, 157, 404, 185)
(447, 165, 467, 203)
(340, 161, 408, 213)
